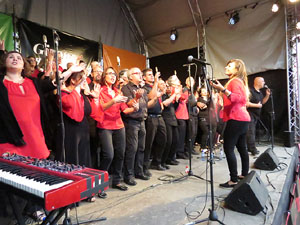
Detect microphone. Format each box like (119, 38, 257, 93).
(53, 30, 60, 41)
(187, 55, 211, 65)
(42, 35, 47, 44)
(264, 85, 269, 89)
(117, 56, 120, 67)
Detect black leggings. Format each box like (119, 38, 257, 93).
(223, 120, 249, 182)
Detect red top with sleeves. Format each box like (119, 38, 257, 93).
(97, 85, 128, 130)
(0, 78, 50, 159)
(61, 89, 103, 123)
(175, 90, 189, 120)
(221, 78, 250, 122)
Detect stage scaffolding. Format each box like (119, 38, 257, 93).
(285, 3, 300, 143)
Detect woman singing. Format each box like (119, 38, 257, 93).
(211, 59, 250, 188)
(98, 67, 137, 191)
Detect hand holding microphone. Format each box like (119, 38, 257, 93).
(264, 85, 271, 95)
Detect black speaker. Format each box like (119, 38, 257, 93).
(254, 148, 279, 170)
(225, 170, 268, 215)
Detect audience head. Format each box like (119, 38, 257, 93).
(142, 68, 154, 84)
(254, 77, 265, 89)
(101, 67, 117, 88)
(185, 77, 195, 89)
(128, 67, 142, 86)
(0, 51, 30, 77)
(91, 66, 103, 83)
(65, 70, 85, 87)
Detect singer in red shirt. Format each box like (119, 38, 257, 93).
(98, 67, 137, 191)
(211, 59, 251, 188)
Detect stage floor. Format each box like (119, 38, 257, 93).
(64, 142, 295, 225)
(0, 142, 295, 225)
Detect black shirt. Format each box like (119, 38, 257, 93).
(161, 94, 178, 126)
(121, 82, 148, 120)
(143, 83, 162, 115)
(247, 87, 263, 118)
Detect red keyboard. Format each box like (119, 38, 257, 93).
(0, 154, 109, 211)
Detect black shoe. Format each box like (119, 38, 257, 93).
(98, 191, 107, 198)
(150, 164, 166, 171)
(166, 160, 180, 165)
(135, 174, 150, 180)
(219, 181, 237, 188)
(162, 163, 170, 170)
(124, 178, 137, 186)
(177, 153, 189, 159)
(144, 169, 152, 177)
(251, 150, 260, 156)
(112, 183, 128, 191)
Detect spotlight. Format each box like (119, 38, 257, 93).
(289, 0, 297, 3)
(170, 28, 178, 41)
(228, 11, 240, 25)
(271, 3, 279, 12)
(296, 22, 300, 30)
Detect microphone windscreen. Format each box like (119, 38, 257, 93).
(187, 55, 193, 63)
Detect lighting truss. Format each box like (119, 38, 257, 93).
(285, 3, 300, 143)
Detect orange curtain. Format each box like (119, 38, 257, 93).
(103, 44, 146, 74)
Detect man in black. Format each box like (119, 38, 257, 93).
(121, 67, 156, 185)
(246, 77, 270, 155)
(142, 69, 167, 173)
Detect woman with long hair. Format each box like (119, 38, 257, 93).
(210, 59, 250, 188)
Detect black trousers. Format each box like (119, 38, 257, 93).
(144, 116, 167, 167)
(176, 119, 187, 155)
(162, 123, 178, 163)
(223, 120, 249, 183)
(184, 115, 198, 153)
(98, 128, 125, 185)
(123, 119, 146, 179)
(246, 115, 258, 152)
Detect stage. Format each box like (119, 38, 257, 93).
(0, 142, 296, 225)
(61, 142, 296, 225)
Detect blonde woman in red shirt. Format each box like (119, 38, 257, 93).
(211, 59, 250, 188)
(98, 67, 137, 191)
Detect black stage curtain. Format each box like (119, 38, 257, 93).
(150, 48, 288, 142)
(17, 19, 99, 67)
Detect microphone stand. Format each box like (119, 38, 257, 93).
(269, 88, 275, 150)
(53, 31, 107, 225)
(173, 63, 203, 181)
(186, 65, 224, 225)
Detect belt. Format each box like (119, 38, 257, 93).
(148, 114, 162, 118)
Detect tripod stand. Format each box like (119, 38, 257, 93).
(187, 77, 224, 225)
(173, 63, 203, 182)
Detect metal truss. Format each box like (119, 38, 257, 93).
(285, 3, 300, 143)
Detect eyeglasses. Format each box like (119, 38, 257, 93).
(131, 72, 142, 76)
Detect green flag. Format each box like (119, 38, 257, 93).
(0, 13, 14, 51)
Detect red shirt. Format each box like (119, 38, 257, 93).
(61, 90, 85, 122)
(0, 78, 50, 159)
(221, 78, 250, 122)
(61, 89, 103, 123)
(97, 86, 128, 130)
(175, 91, 189, 120)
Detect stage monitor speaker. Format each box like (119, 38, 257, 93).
(254, 148, 279, 170)
(225, 170, 268, 215)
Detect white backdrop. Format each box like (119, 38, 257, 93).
(205, 2, 286, 78)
